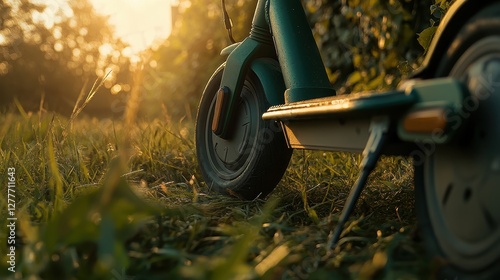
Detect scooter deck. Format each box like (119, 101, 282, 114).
(262, 89, 416, 120)
(262, 89, 417, 153)
(261, 78, 466, 152)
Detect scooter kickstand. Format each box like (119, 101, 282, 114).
(328, 116, 390, 248)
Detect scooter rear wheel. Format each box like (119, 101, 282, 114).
(195, 64, 292, 200)
(415, 18, 500, 278)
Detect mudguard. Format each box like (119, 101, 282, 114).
(221, 46, 286, 106)
(249, 58, 286, 106)
(414, 0, 500, 78)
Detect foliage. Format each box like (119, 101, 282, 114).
(417, 0, 455, 52)
(140, 0, 258, 120)
(0, 0, 131, 116)
(303, 0, 459, 93)
(303, 0, 429, 93)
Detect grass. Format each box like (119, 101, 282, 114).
(0, 110, 434, 279)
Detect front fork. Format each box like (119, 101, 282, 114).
(212, 0, 336, 138)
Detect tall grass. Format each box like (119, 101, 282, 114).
(0, 75, 430, 279)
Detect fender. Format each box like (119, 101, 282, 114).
(220, 43, 241, 56)
(414, 0, 500, 79)
(220, 46, 286, 106)
(250, 58, 286, 106)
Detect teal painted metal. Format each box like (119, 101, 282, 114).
(220, 42, 240, 56)
(268, 0, 335, 103)
(216, 0, 275, 138)
(250, 58, 286, 106)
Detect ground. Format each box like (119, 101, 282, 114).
(0, 113, 433, 279)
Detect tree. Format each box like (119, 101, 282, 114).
(0, 0, 132, 117)
(140, 0, 257, 120)
(0, 0, 47, 109)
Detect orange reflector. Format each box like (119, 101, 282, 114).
(212, 88, 228, 134)
(403, 108, 447, 133)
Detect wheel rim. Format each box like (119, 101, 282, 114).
(203, 79, 261, 181)
(424, 37, 500, 270)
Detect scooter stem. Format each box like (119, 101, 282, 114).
(268, 0, 336, 103)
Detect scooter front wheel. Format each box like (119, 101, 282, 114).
(195, 64, 292, 200)
(415, 18, 500, 278)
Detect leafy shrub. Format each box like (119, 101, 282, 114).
(303, 0, 454, 93)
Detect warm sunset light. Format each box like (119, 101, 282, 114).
(89, 0, 173, 54)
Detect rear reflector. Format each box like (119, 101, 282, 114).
(403, 108, 447, 133)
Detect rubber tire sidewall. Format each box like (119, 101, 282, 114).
(195, 64, 292, 200)
(415, 17, 500, 280)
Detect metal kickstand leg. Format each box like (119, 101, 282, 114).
(328, 116, 390, 248)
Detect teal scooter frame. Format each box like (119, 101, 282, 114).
(195, 0, 500, 278)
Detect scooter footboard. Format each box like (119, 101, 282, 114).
(263, 78, 470, 153)
(281, 117, 370, 153)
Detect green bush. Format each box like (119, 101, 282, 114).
(303, 0, 454, 93)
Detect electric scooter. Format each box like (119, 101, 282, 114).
(195, 0, 500, 277)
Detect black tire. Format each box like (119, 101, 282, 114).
(415, 17, 500, 279)
(195, 64, 292, 200)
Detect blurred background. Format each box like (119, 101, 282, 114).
(0, 0, 442, 121)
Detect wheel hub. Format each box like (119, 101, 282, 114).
(204, 82, 260, 180)
(212, 99, 251, 166)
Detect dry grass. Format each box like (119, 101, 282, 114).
(0, 108, 433, 279)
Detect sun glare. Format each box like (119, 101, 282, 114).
(89, 0, 173, 55)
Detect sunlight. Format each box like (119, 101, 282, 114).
(89, 0, 173, 55)
(32, 0, 73, 29)
(125, 0, 145, 7)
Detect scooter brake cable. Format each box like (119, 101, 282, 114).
(221, 0, 236, 43)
